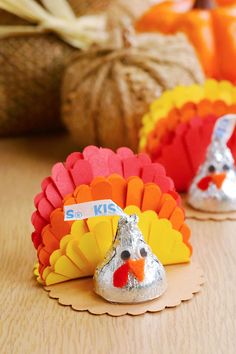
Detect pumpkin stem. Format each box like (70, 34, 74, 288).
(108, 18, 136, 49)
(194, 0, 215, 9)
(106, 0, 143, 49)
(121, 21, 136, 48)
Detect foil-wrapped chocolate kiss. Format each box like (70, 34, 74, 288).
(188, 114, 236, 212)
(94, 214, 167, 303)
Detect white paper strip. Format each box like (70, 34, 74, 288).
(64, 199, 125, 221)
(212, 114, 236, 145)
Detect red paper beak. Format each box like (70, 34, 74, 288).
(113, 258, 145, 288)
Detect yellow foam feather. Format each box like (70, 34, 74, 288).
(49, 249, 63, 266)
(231, 87, 236, 103)
(45, 272, 70, 286)
(93, 221, 113, 259)
(71, 219, 88, 236)
(58, 220, 88, 252)
(150, 107, 170, 121)
(60, 234, 74, 251)
(218, 81, 234, 104)
(204, 79, 234, 104)
(42, 266, 51, 280)
(148, 219, 190, 265)
(41, 218, 109, 285)
(33, 262, 39, 277)
(37, 277, 43, 285)
(142, 112, 152, 125)
(87, 215, 113, 232)
(77, 232, 101, 269)
(124, 205, 141, 216)
(66, 239, 90, 271)
(33, 262, 43, 284)
(142, 119, 154, 134)
(150, 90, 173, 112)
(185, 84, 205, 103)
(54, 255, 84, 278)
(138, 210, 158, 243)
(43, 240, 92, 285)
(204, 79, 220, 101)
(123, 207, 159, 243)
(111, 215, 119, 235)
(139, 136, 146, 150)
(172, 86, 193, 108)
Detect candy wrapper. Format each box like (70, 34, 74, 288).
(94, 214, 167, 303)
(188, 115, 236, 212)
(139, 80, 236, 192)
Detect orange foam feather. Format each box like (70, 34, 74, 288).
(126, 177, 144, 208)
(145, 98, 230, 157)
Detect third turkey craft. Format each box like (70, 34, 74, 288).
(136, 0, 236, 82)
(140, 80, 236, 192)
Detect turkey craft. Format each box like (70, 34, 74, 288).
(188, 114, 236, 212)
(32, 146, 191, 286)
(139, 80, 236, 192)
(94, 214, 167, 303)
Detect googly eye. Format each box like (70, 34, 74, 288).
(208, 165, 216, 173)
(121, 250, 131, 261)
(140, 248, 147, 258)
(223, 164, 230, 171)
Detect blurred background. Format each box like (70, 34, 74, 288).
(1, 0, 236, 186)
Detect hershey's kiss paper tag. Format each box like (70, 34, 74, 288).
(64, 199, 125, 221)
(212, 114, 236, 145)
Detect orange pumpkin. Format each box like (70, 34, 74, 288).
(136, 0, 236, 82)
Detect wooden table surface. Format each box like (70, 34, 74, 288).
(1, 134, 235, 354)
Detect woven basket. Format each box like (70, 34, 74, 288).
(0, 0, 110, 136)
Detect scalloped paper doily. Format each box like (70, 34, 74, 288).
(44, 262, 204, 316)
(182, 195, 236, 221)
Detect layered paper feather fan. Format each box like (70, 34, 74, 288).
(140, 80, 236, 191)
(32, 146, 192, 285)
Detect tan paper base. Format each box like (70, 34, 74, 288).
(44, 262, 204, 316)
(182, 195, 236, 221)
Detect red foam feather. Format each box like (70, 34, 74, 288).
(155, 115, 217, 191)
(65, 152, 83, 169)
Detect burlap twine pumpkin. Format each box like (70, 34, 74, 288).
(0, 0, 159, 136)
(62, 32, 205, 150)
(0, 0, 110, 136)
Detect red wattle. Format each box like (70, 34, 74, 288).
(113, 263, 129, 288)
(197, 176, 212, 191)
